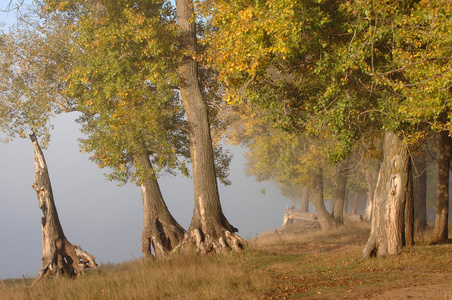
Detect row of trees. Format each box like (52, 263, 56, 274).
(200, 0, 452, 257)
(1, 0, 451, 281)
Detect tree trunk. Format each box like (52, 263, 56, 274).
(413, 149, 427, 230)
(433, 127, 451, 242)
(300, 186, 309, 213)
(175, 0, 245, 254)
(30, 134, 98, 284)
(332, 161, 349, 225)
(362, 132, 414, 258)
(363, 167, 379, 221)
(311, 168, 335, 230)
(351, 192, 359, 215)
(134, 152, 185, 260)
(343, 189, 349, 216)
(329, 197, 335, 215)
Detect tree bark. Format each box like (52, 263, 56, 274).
(311, 168, 335, 230)
(413, 149, 427, 230)
(175, 0, 245, 253)
(332, 160, 349, 225)
(134, 152, 185, 260)
(30, 134, 98, 284)
(362, 132, 414, 258)
(433, 127, 452, 242)
(300, 186, 309, 213)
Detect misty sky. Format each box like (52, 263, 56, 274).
(0, 113, 295, 279)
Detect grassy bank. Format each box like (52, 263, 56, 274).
(2, 224, 451, 299)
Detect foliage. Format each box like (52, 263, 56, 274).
(0, 0, 78, 146)
(52, 0, 232, 185)
(342, 0, 452, 139)
(202, 0, 452, 166)
(221, 101, 337, 199)
(62, 0, 192, 184)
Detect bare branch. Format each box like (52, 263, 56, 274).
(1, 0, 24, 13)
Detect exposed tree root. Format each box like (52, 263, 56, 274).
(34, 241, 99, 285)
(177, 227, 247, 255)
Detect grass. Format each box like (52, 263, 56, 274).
(2, 223, 452, 299)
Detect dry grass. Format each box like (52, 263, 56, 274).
(2, 223, 452, 299)
(0, 253, 270, 300)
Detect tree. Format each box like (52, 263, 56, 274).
(0, 1, 99, 280)
(332, 160, 349, 225)
(30, 133, 98, 283)
(220, 102, 336, 230)
(344, 0, 452, 243)
(65, 0, 189, 259)
(362, 132, 413, 257)
(433, 119, 451, 242)
(413, 146, 428, 230)
(202, 0, 415, 255)
(174, 0, 245, 253)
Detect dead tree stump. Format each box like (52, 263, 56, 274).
(30, 134, 98, 284)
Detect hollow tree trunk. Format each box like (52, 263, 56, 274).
(134, 152, 185, 260)
(300, 186, 309, 213)
(351, 192, 359, 215)
(311, 168, 334, 230)
(433, 127, 451, 242)
(30, 134, 98, 283)
(362, 132, 414, 258)
(175, 0, 245, 253)
(332, 160, 349, 225)
(413, 149, 427, 230)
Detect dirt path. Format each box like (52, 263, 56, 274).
(303, 274, 451, 299)
(255, 223, 452, 300)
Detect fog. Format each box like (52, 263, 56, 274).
(0, 113, 291, 279)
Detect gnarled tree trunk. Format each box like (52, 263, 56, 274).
(433, 127, 451, 243)
(134, 152, 185, 260)
(362, 132, 414, 258)
(30, 134, 98, 284)
(311, 168, 335, 230)
(175, 0, 245, 254)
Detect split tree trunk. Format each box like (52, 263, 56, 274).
(433, 127, 452, 242)
(175, 0, 245, 254)
(362, 132, 414, 258)
(311, 168, 335, 230)
(134, 152, 185, 260)
(413, 149, 427, 230)
(30, 134, 98, 283)
(332, 160, 349, 225)
(300, 187, 309, 213)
